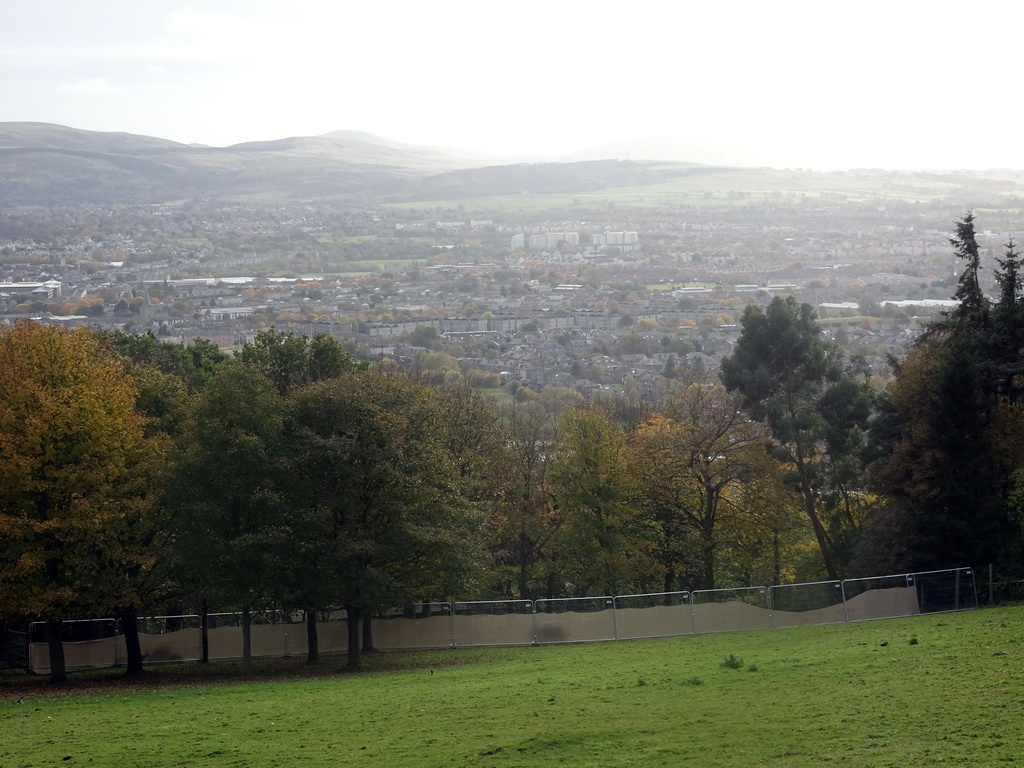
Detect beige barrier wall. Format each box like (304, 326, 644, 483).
(29, 638, 118, 673)
(692, 601, 773, 634)
(206, 624, 291, 660)
(535, 609, 615, 644)
(27, 570, 965, 670)
(140, 622, 344, 663)
(314, 621, 348, 654)
(280, 623, 307, 657)
(614, 605, 694, 640)
(771, 602, 848, 628)
(452, 613, 535, 646)
(845, 587, 920, 622)
(139, 629, 202, 662)
(373, 615, 452, 649)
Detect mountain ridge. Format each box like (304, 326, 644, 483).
(0, 122, 744, 206)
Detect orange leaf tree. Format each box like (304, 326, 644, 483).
(0, 322, 162, 682)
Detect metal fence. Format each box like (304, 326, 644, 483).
(25, 567, 978, 673)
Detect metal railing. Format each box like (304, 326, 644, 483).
(24, 567, 977, 673)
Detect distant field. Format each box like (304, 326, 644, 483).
(381, 166, 1024, 214)
(343, 259, 425, 271)
(3, 606, 1022, 766)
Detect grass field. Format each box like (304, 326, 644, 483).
(3, 606, 1023, 767)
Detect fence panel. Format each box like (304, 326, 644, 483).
(912, 568, 978, 614)
(453, 600, 534, 647)
(17, 567, 984, 671)
(613, 592, 692, 640)
(534, 597, 615, 644)
(692, 587, 770, 634)
(137, 615, 202, 663)
(29, 619, 118, 673)
(373, 603, 453, 649)
(205, 611, 287, 660)
(842, 575, 920, 621)
(311, 610, 349, 655)
(1, 630, 28, 670)
(769, 581, 847, 628)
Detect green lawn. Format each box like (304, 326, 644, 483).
(3, 606, 1023, 766)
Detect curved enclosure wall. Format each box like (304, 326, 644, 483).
(26, 568, 976, 672)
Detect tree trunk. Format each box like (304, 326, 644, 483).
(803, 486, 838, 581)
(361, 611, 374, 652)
(199, 601, 209, 663)
(345, 604, 362, 668)
(699, 490, 718, 591)
(794, 441, 839, 581)
(241, 606, 252, 676)
(305, 607, 319, 664)
(698, 527, 716, 592)
(46, 620, 67, 684)
(663, 570, 676, 603)
(117, 605, 144, 676)
(517, 526, 530, 598)
(773, 531, 782, 586)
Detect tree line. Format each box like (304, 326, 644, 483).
(2, 213, 1021, 683)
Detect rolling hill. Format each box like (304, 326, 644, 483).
(3, 122, 1019, 210)
(0, 122, 744, 207)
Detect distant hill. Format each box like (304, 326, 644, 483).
(0, 119, 794, 205)
(0, 122, 746, 206)
(561, 134, 763, 167)
(0, 123, 479, 205)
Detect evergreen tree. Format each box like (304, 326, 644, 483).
(947, 211, 989, 330)
(865, 213, 1018, 574)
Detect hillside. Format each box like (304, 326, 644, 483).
(0, 123, 481, 205)
(2, 123, 1022, 209)
(0, 122, 744, 207)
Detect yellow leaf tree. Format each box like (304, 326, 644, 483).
(0, 322, 159, 682)
(629, 381, 792, 592)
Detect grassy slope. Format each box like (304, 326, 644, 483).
(2, 606, 1023, 767)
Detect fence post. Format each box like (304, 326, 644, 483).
(531, 601, 538, 646)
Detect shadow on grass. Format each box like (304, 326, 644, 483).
(0, 646, 496, 700)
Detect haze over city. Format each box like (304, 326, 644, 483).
(3, 0, 1023, 170)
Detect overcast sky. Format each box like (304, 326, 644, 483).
(2, 1, 1021, 170)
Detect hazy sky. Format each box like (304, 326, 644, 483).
(2, 1, 1021, 170)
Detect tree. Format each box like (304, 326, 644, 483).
(168, 362, 291, 675)
(629, 382, 772, 592)
(285, 369, 481, 667)
(488, 398, 560, 599)
(0, 322, 162, 683)
(408, 325, 440, 348)
(989, 238, 1024, 401)
(864, 215, 1018, 574)
(99, 329, 228, 392)
(947, 211, 989, 330)
(548, 407, 641, 596)
(235, 328, 361, 396)
(720, 296, 873, 580)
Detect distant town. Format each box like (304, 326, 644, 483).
(1, 195, 1015, 400)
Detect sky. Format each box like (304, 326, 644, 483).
(2, 1, 1023, 171)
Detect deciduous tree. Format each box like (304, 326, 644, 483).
(629, 381, 772, 592)
(285, 369, 481, 667)
(720, 296, 873, 580)
(0, 322, 162, 682)
(168, 361, 291, 675)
